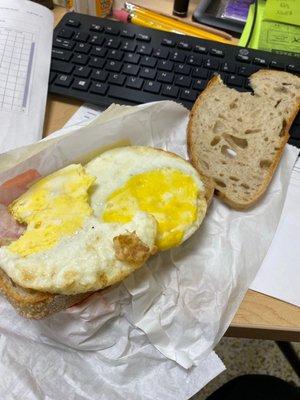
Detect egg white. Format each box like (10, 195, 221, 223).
(0, 212, 156, 295)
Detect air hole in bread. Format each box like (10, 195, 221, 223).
(200, 160, 210, 170)
(229, 102, 238, 109)
(260, 159, 272, 169)
(241, 183, 250, 189)
(274, 146, 280, 151)
(213, 120, 226, 134)
(237, 117, 242, 122)
(264, 137, 269, 142)
(224, 134, 248, 149)
(221, 145, 237, 158)
(220, 173, 224, 177)
(275, 86, 288, 94)
(282, 82, 292, 86)
(214, 178, 226, 188)
(210, 136, 221, 146)
(275, 99, 282, 108)
(229, 176, 239, 182)
(244, 128, 261, 134)
(218, 113, 226, 120)
(279, 120, 287, 137)
(215, 98, 220, 101)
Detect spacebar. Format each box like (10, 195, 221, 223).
(108, 86, 161, 104)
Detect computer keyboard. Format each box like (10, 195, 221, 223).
(49, 12, 300, 148)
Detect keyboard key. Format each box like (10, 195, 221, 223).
(105, 60, 122, 72)
(54, 74, 73, 87)
(221, 62, 236, 73)
(193, 79, 206, 91)
(210, 48, 224, 57)
(74, 32, 89, 42)
(157, 71, 174, 83)
(49, 71, 56, 84)
(203, 58, 219, 70)
(174, 63, 191, 75)
(123, 63, 139, 76)
(194, 45, 207, 54)
(169, 51, 186, 63)
(75, 42, 91, 54)
(105, 26, 119, 36)
(54, 38, 74, 50)
(141, 56, 157, 68)
(137, 33, 151, 42)
(137, 44, 152, 56)
(140, 67, 156, 80)
(175, 75, 191, 88)
(120, 41, 137, 52)
(126, 77, 144, 90)
(287, 64, 300, 73)
(91, 46, 107, 57)
(192, 67, 208, 79)
(66, 18, 81, 28)
(161, 38, 175, 47)
(180, 89, 198, 102)
(227, 74, 244, 87)
(177, 41, 191, 50)
(161, 85, 179, 98)
(270, 60, 285, 70)
(187, 55, 202, 66)
(290, 124, 300, 139)
(72, 53, 89, 65)
(108, 73, 126, 86)
(51, 59, 74, 74)
(144, 81, 161, 94)
(157, 60, 174, 71)
(253, 57, 267, 66)
(108, 86, 160, 103)
(91, 69, 108, 82)
(107, 49, 124, 61)
(90, 24, 103, 32)
(153, 48, 169, 59)
(52, 48, 72, 62)
(74, 66, 92, 78)
(89, 56, 105, 68)
(90, 82, 108, 95)
(72, 78, 91, 91)
(105, 38, 120, 49)
(236, 54, 251, 63)
(120, 29, 135, 39)
(238, 65, 258, 77)
(124, 53, 140, 64)
(57, 28, 74, 39)
(89, 34, 105, 46)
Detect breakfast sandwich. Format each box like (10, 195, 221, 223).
(0, 146, 212, 318)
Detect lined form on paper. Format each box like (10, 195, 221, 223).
(0, 0, 53, 153)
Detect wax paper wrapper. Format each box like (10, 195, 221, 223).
(0, 101, 298, 400)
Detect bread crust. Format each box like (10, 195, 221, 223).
(187, 72, 300, 210)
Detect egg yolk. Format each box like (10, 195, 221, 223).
(103, 169, 199, 250)
(8, 165, 95, 257)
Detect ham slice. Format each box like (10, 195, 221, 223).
(0, 169, 41, 245)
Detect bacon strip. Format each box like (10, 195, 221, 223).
(0, 169, 41, 245)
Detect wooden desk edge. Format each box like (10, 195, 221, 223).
(50, 6, 300, 342)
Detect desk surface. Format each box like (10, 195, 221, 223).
(44, 4, 300, 342)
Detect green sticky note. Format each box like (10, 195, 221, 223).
(258, 20, 300, 57)
(239, 0, 266, 48)
(264, 0, 300, 26)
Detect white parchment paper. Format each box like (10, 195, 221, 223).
(0, 101, 298, 399)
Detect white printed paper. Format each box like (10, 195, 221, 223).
(0, 0, 53, 153)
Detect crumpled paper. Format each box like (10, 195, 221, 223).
(0, 101, 298, 399)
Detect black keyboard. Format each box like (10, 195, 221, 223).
(50, 12, 300, 148)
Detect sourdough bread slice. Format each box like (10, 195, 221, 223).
(0, 268, 92, 319)
(187, 70, 300, 210)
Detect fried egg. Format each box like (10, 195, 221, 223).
(0, 164, 157, 295)
(85, 146, 207, 251)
